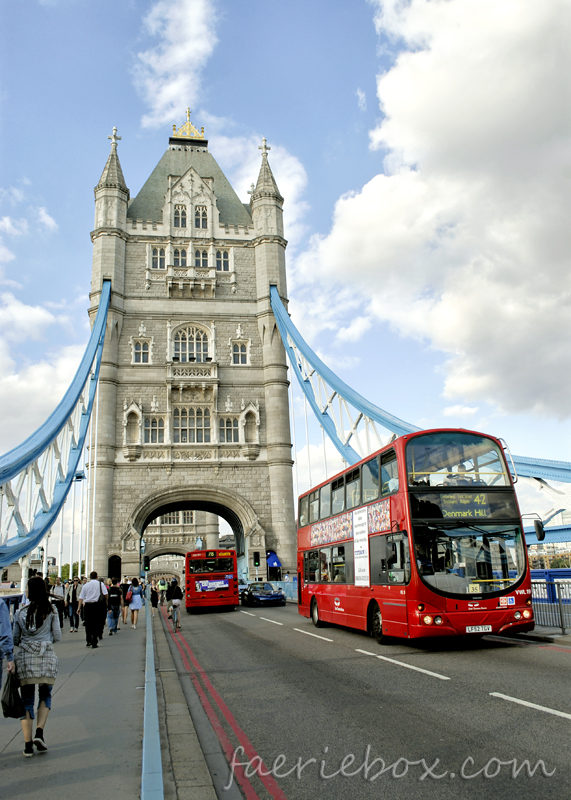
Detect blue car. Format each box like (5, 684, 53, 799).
(242, 582, 286, 607)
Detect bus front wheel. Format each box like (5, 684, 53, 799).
(311, 598, 323, 628)
(370, 602, 385, 644)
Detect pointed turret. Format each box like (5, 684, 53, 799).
(95, 128, 129, 195)
(251, 139, 283, 203)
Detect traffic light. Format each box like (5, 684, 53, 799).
(253, 551, 260, 567)
(144, 555, 150, 571)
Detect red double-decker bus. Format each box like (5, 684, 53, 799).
(297, 429, 535, 642)
(185, 549, 239, 612)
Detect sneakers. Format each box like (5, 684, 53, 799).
(33, 734, 48, 753)
(23, 742, 34, 758)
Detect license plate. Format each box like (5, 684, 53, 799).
(466, 625, 492, 634)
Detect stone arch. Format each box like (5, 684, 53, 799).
(127, 484, 265, 559)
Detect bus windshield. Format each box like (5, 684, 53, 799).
(407, 432, 510, 488)
(412, 523, 525, 596)
(187, 557, 234, 574)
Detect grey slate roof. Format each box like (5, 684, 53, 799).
(127, 146, 252, 226)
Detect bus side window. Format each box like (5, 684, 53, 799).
(381, 451, 399, 496)
(306, 550, 320, 582)
(309, 490, 319, 523)
(346, 468, 361, 510)
(331, 477, 345, 515)
(320, 548, 333, 582)
(344, 542, 355, 584)
(332, 546, 346, 582)
(362, 457, 379, 502)
(320, 484, 331, 519)
(299, 496, 309, 527)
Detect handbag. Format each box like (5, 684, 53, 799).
(1, 671, 25, 719)
(126, 589, 133, 603)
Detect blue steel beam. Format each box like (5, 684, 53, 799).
(0, 281, 111, 567)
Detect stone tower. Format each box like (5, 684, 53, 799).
(88, 115, 296, 579)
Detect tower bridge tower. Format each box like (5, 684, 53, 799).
(89, 114, 296, 579)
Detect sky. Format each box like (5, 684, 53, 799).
(1, 0, 571, 561)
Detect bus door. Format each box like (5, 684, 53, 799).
(370, 533, 410, 636)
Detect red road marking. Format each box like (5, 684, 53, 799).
(539, 645, 571, 653)
(162, 608, 288, 800)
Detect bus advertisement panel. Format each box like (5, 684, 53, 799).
(185, 549, 239, 611)
(297, 429, 534, 643)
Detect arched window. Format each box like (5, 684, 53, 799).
(152, 247, 165, 269)
(194, 249, 208, 268)
(173, 326, 209, 362)
(232, 344, 247, 365)
(195, 206, 207, 229)
(173, 407, 211, 443)
(245, 412, 257, 444)
(219, 417, 239, 443)
(134, 341, 149, 363)
(174, 249, 187, 268)
(144, 417, 164, 443)
(216, 250, 229, 271)
(174, 205, 187, 228)
(126, 412, 139, 445)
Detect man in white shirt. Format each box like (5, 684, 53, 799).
(78, 571, 108, 649)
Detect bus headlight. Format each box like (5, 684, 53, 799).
(523, 609, 532, 619)
(514, 611, 522, 620)
(423, 615, 433, 625)
(434, 616, 443, 625)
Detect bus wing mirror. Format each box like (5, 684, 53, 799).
(534, 520, 545, 542)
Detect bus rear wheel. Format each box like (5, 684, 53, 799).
(370, 602, 385, 644)
(311, 598, 323, 628)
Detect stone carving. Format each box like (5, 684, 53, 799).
(173, 450, 212, 460)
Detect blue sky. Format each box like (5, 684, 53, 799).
(1, 0, 571, 537)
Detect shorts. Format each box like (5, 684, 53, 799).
(20, 683, 53, 720)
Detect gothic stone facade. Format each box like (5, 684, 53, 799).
(88, 124, 296, 579)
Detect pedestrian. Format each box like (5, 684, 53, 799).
(65, 577, 81, 632)
(128, 578, 144, 629)
(77, 572, 108, 648)
(97, 577, 108, 640)
(0, 597, 15, 683)
(107, 578, 123, 635)
(284, 572, 290, 582)
(120, 577, 131, 626)
(13, 577, 61, 757)
(166, 579, 183, 628)
(51, 577, 65, 629)
(150, 583, 159, 617)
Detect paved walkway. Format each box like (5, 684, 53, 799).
(0, 610, 146, 798)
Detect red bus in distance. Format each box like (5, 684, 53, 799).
(185, 549, 239, 612)
(297, 428, 534, 643)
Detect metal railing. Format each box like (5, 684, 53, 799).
(531, 580, 571, 634)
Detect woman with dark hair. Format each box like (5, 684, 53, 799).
(129, 577, 144, 629)
(13, 576, 61, 757)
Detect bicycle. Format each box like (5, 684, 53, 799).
(171, 601, 180, 633)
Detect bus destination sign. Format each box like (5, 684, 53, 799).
(410, 491, 518, 520)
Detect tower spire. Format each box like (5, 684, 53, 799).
(252, 138, 282, 202)
(96, 127, 129, 195)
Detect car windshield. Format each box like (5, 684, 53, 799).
(407, 432, 510, 488)
(412, 523, 526, 596)
(251, 582, 277, 591)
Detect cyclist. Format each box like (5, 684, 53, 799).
(166, 579, 183, 630)
(158, 577, 167, 606)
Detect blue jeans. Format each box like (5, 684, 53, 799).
(20, 683, 52, 720)
(69, 604, 80, 629)
(107, 605, 120, 632)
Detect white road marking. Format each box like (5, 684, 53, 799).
(294, 628, 334, 642)
(490, 692, 571, 720)
(260, 617, 284, 625)
(355, 649, 451, 681)
(240, 611, 256, 617)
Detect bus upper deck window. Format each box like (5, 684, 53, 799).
(320, 484, 331, 519)
(309, 490, 319, 523)
(362, 457, 379, 502)
(332, 477, 345, 515)
(381, 451, 399, 496)
(299, 496, 309, 527)
(346, 468, 361, 509)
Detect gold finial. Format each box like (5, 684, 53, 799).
(172, 108, 205, 139)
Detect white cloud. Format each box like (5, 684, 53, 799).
(0, 240, 15, 265)
(442, 405, 479, 418)
(297, 0, 571, 418)
(134, 0, 218, 128)
(0, 293, 67, 342)
(36, 207, 58, 231)
(356, 88, 367, 112)
(0, 217, 29, 236)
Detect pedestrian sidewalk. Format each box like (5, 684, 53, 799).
(511, 624, 571, 645)
(0, 611, 146, 798)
